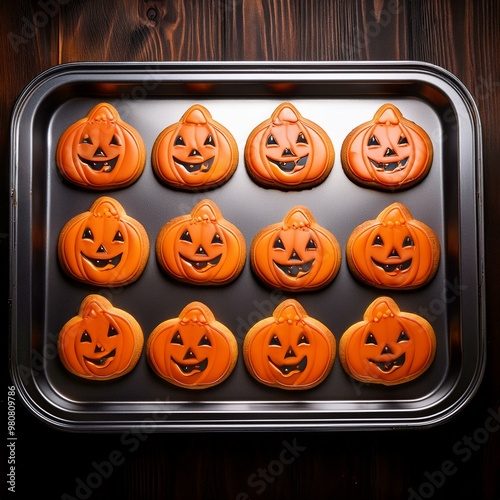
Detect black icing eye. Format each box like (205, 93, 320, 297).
(108, 325, 118, 337)
(372, 235, 384, 246)
(80, 331, 92, 343)
(397, 331, 410, 343)
(365, 333, 377, 345)
(110, 134, 121, 146)
(82, 227, 94, 241)
(203, 134, 215, 147)
(180, 230, 192, 243)
(398, 135, 409, 145)
(368, 135, 380, 147)
(211, 233, 223, 245)
(198, 335, 212, 347)
(267, 134, 278, 146)
(297, 333, 309, 345)
(113, 231, 124, 243)
(174, 135, 185, 146)
(171, 331, 183, 345)
(305, 238, 317, 250)
(402, 236, 414, 247)
(269, 334, 281, 347)
(297, 132, 308, 144)
(81, 135, 93, 145)
(273, 237, 285, 250)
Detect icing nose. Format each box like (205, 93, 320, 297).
(183, 348, 196, 360)
(285, 346, 296, 358)
(288, 249, 302, 261)
(384, 147, 397, 157)
(94, 147, 106, 157)
(381, 344, 393, 355)
(189, 149, 202, 157)
(282, 148, 296, 157)
(195, 245, 207, 256)
(96, 244, 107, 253)
(388, 248, 400, 258)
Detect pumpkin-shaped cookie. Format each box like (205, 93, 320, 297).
(58, 295, 144, 380)
(346, 203, 440, 289)
(251, 206, 341, 291)
(243, 299, 336, 389)
(156, 199, 246, 286)
(56, 103, 146, 190)
(152, 104, 238, 190)
(147, 302, 238, 389)
(339, 297, 436, 385)
(341, 103, 433, 190)
(245, 102, 334, 189)
(58, 197, 149, 287)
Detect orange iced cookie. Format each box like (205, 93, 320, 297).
(156, 199, 246, 286)
(339, 297, 436, 385)
(341, 103, 433, 190)
(58, 295, 144, 381)
(58, 196, 150, 287)
(147, 302, 238, 389)
(152, 104, 238, 190)
(251, 206, 341, 291)
(244, 102, 334, 189)
(56, 103, 146, 190)
(346, 202, 440, 289)
(243, 299, 336, 390)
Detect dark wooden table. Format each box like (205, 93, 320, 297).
(2, 1, 499, 499)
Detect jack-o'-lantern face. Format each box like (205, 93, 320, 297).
(152, 104, 238, 189)
(245, 102, 334, 189)
(243, 300, 336, 389)
(147, 302, 238, 389)
(58, 197, 150, 287)
(251, 206, 341, 291)
(56, 103, 146, 189)
(156, 199, 246, 285)
(341, 104, 433, 190)
(58, 295, 144, 380)
(347, 203, 440, 289)
(339, 297, 436, 385)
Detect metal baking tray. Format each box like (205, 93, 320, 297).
(9, 62, 485, 431)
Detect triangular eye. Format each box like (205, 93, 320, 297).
(108, 325, 118, 337)
(305, 238, 317, 250)
(273, 237, 285, 250)
(211, 233, 223, 245)
(80, 331, 92, 343)
(365, 333, 377, 345)
(174, 135, 185, 146)
(368, 135, 380, 147)
(297, 333, 309, 345)
(171, 331, 183, 345)
(81, 134, 93, 145)
(203, 134, 215, 147)
(402, 236, 414, 247)
(180, 230, 192, 242)
(113, 231, 124, 242)
(269, 334, 281, 347)
(198, 334, 212, 347)
(372, 235, 384, 246)
(82, 227, 94, 241)
(110, 134, 121, 146)
(397, 331, 410, 342)
(296, 132, 308, 144)
(267, 134, 278, 146)
(398, 135, 409, 145)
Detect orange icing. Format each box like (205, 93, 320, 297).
(341, 103, 433, 190)
(339, 297, 436, 385)
(58, 294, 144, 380)
(156, 199, 246, 286)
(244, 102, 334, 189)
(152, 104, 238, 190)
(58, 196, 150, 287)
(251, 206, 341, 291)
(147, 302, 238, 389)
(346, 202, 440, 289)
(243, 299, 336, 389)
(56, 103, 146, 190)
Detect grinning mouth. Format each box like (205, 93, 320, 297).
(78, 155, 119, 173)
(372, 258, 412, 274)
(369, 353, 406, 372)
(369, 156, 409, 172)
(268, 355, 307, 376)
(273, 259, 314, 278)
(84, 348, 116, 367)
(180, 253, 222, 272)
(173, 156, 215, 173)
(171, 356, 208, 375)
(267, 154, 309, 173)
(81, 252, 123, 269)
